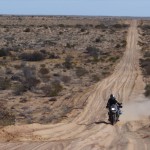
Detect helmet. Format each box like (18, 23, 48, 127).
(110, 94, 115, 98)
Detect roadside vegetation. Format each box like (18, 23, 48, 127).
(138, 20, 150, 97)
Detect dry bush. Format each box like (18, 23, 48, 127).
(63, 55, 73, 69)
(144, 84, 150, 97)
(108, 56, 119, 62)
(13, 83, 27, 95)
(140, 58, 150, 76)
(22, 65, 40, 90)
(61, 75, 71, 84)
(76, 67, 88, 77)
(95, 37, 102, 43)
(39, 67, 49, 75)
(140, 25, 150, 30)
(0, 103, 15, 126)
(42, 80, 63, 97)
(19, 51, 45, 61)
(91, 74, 100, 82)
(144, 51, 150, 58)
(0, 77, 11, 90)
(39, 115, 56, 124)
(23, 27, 30, 32)
(112, 24, 129, 29)
(86, 46, 100, 62)
(95, 24, 107, 29)
(49, 52, 59, 59)
(0, 48, 11, 57)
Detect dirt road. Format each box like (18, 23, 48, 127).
(0, 20, 150, 150)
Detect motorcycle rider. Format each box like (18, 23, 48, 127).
(106, 94, 122, 120)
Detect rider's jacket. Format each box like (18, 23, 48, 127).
(107, 98, 120, 108)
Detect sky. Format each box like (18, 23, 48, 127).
(0, 0, 149, 17)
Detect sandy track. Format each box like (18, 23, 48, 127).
(0, 20, 150, 150)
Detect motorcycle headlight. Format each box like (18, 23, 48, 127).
(111, 108, 115, 110)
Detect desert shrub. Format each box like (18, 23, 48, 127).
(40, 49, 47, 54)
(40, 64, 46, 68)
(13, 83, 27, 95)
(140, 25, 150, 30)
(144, 51, 150, 58)
(108, 56, 119, 62)
(39, 67, 49, 75)
(121, 40, 127, 47)
(144, 84, 150, 97)
(80, 28, 86, 32)
(24, 77, 40, 90)
(54, 63, 62, 68)
(5, 67, 12, 75)
(19, 51, 45, 61)
(63, 55, 73, 69)
(95, 37, 102, 43)
(58, 24, 65, 27)
(22, 65, 40, 90)
(0, 77, 11, 90)
(23, 65, 36, 78)
(86, 46, 100, 62)
(11, 74, 22, 82)
(112, 24, 129, 29)
(66, 43, 75, 48)
(53, 73, 60, 77)
(39, 115, 56, 124)
(23, 27, 30, 32)
(61, 75, 71, 84)
(0, 110, 15, 126)
(75, 24, 83, 28)
(0, 103, 15, 126)
(95, 24, 107, 29)
(140, 58, 150, 75)
(61, 105, 72, 115)
(76, 67, 88, 77)
(86, 46, 99, 56)
(91, 74, 100, 82)
(0, 48, 11, 57)
(42, 80, 63, 97)
(49, 52, 59, 59)
(115, 44, 121, 48)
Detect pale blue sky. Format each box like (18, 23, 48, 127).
(0, 0, 149, 17)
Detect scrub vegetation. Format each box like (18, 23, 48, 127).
(0, 16, 129, 125)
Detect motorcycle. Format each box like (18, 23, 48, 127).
(108, 103, 122, 125)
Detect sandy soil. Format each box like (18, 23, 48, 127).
(0, 20, 150, 150)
